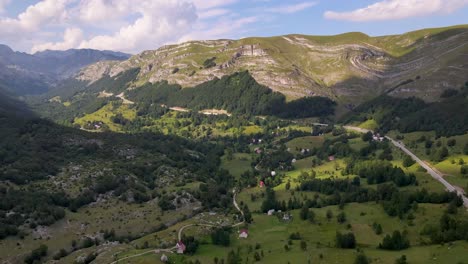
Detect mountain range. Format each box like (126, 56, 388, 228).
(1, 24, 468, 264)
(0, 45, 130, 95)
(72, 24, 468, 108)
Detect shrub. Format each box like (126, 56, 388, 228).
(336, 232, 356, 249)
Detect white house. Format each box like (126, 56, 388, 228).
(160, 254, 168, 262)
(267, 209, 275, 216)
(176, 241, 186, 254)
(239, 229, 249, 238)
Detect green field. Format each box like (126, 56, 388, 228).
(285, 136, 324, 155)
(222, 153, 253, 179)
(75, 102, 136, 131)
(105, 201, 468, 264)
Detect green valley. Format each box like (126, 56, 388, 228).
(0, 24, 467, 264)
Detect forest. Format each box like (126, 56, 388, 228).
(342, 83, 468, 136)
(126, 71, 336, 118)
(0, 90, 229, 239)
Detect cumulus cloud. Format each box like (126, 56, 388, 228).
(324, 0, 468, 22)
(266, 1, 317, 14)
(77, 0, 197, 53)
(1, 0, 320, 53)
(0, 0, 68, 35)
(31, 28, 84, 53)
(78, 0, 131, 23)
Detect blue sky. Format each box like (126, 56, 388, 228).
(0, 0, 467, 54)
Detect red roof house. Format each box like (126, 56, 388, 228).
(239, 229, 249, 238)
(176, 241, 186, 254)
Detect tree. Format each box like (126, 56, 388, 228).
(395, 255, 408, 264)
(227, 249, 241, 264)
(243, 204, 253, 223)
(336, 232, 356, 249)
(308, 210, 316, 223)
(337, 212, 347, 224)
(438, 147, 449, 161)
(402, 156, 415, 167)
(183, 236, 199, 255)
(261, 188, 279, 213)
(300, 205, 309, 220)
(354, 254, 369, 264)
(447, 139, 456, 147)
(211, 228, 231, 247)
(225, 148, 234, 161)
(379, 230, 410, 250)
(300, 240, 307, 251)
(326, 210, 333, 221)
(372, 222, 383, 235)
(362, 132, 373, 142)
(461, 165, 468, 176)
(24, 244, 48, 264)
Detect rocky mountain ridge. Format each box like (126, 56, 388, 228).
(76, 25, 468, 105)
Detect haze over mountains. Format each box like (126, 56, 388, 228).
(0, 45, 130, 95)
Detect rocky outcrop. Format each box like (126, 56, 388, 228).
(75, 26, 468, 103)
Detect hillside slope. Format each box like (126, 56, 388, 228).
(76, 25, 468, 105)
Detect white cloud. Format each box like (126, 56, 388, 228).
(0, 0, 69, 35)
(324, 0, 468, 22)
(78, 0, 131, 23)
(31, 27, 84, 53)
(266, 1, 317, 14)
(77, 0, 198, 53)
(1, 0, 300, 53)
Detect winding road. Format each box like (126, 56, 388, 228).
(111, 189, 246, 263)
(344, 126, 468, 208)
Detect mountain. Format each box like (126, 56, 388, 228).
(0, 45, 131, 95)
(75, 25, 468, 107)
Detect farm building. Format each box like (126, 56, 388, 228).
(239, 229, 249, 238)
(176, 241, 186, 254)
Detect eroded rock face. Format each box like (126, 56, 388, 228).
(76, 61, 118, 83)
(75, 29, 468, 103)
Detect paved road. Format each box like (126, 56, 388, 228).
(344, 126, 468, 208)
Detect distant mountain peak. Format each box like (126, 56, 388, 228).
(0, 44, 131, 95)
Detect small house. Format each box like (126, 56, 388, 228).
(176, 241, 186, 254)
(267, 209, 275, 216)
(292, 159, 297, 163)
(328, 156, 335, 161)
(259, 181, 265, 188)
(283, 213, 291, 221)
(271, 171, 276, 177)
(239, 229, 249, 238)
(160, 254, 168, 262)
